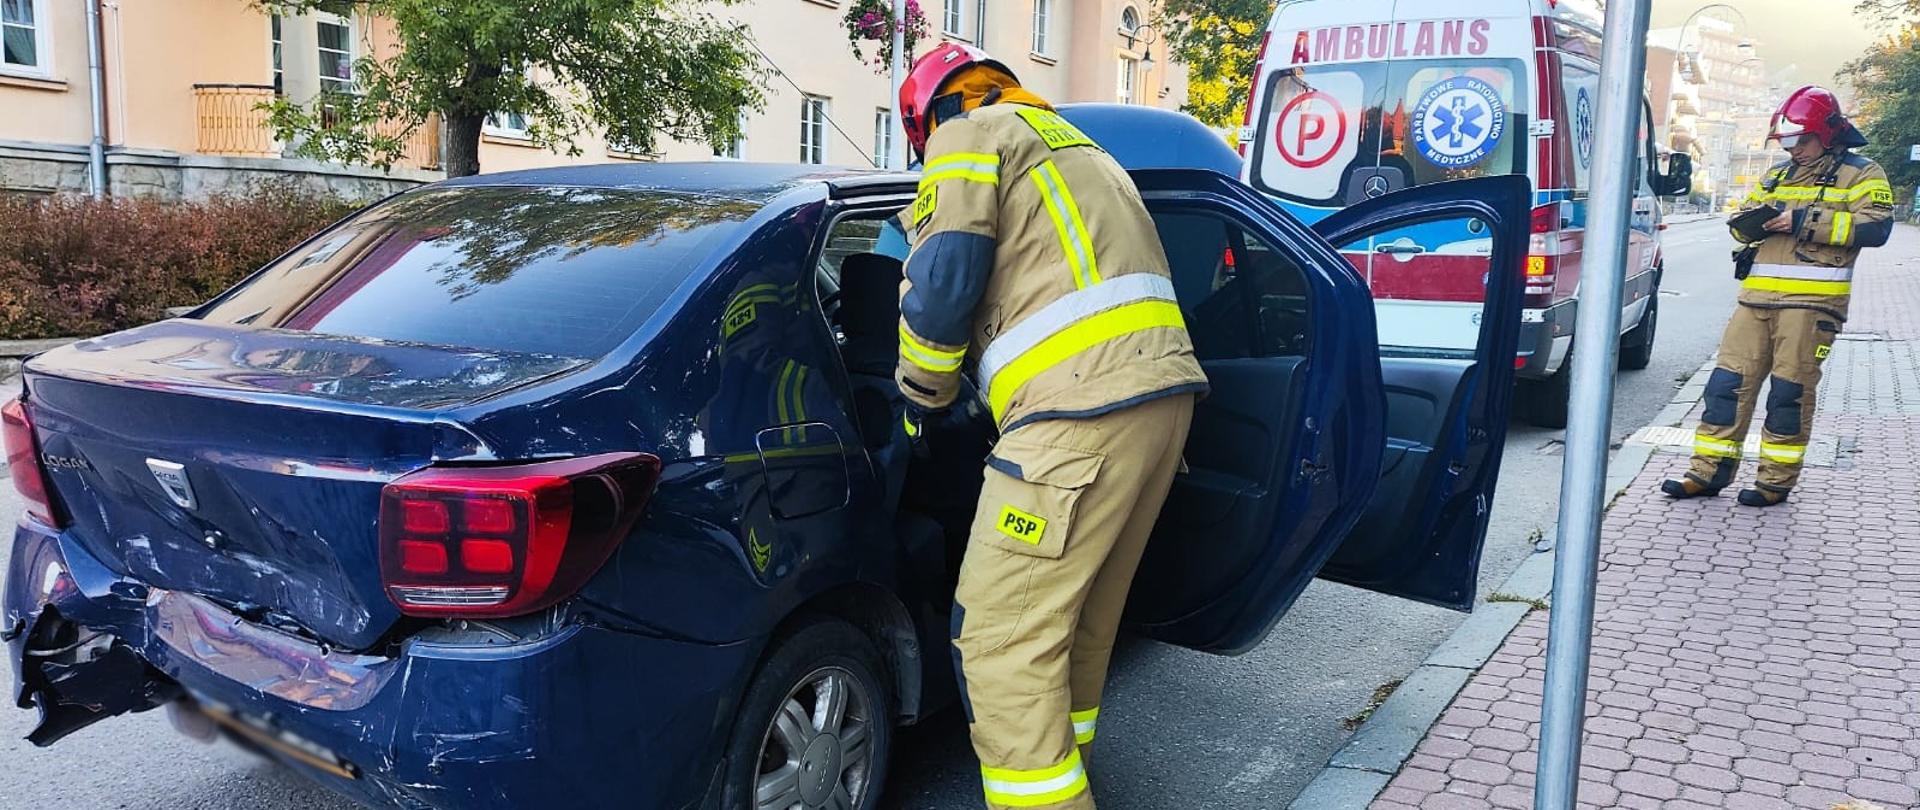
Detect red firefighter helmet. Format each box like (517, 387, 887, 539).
(899, 42, 1014, 158)
(1767, 86, 1856, 149)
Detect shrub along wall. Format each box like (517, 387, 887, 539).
(0, 186, 358, 340)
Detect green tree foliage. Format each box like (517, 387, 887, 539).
(1156, 0, 1272, 129)
(1839, 25, 1920, 206)
(261, 0, 764, 177)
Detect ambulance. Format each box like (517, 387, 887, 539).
(1240, 0, 1693, 426)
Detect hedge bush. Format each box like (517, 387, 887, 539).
(0, 185, 359, 341)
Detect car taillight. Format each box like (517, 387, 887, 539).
(1526, 202, 1569, 302)
(1236, 32, 1272, 157)
(2, 398, 61, 528)
(378, 452, 661, 618)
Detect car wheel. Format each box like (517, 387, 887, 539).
(1619, 296, 1658, 371)
(720, 618, 893, 810)
(1518, 356, 1573, 429)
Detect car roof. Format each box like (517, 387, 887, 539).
(433, 106, 1234, 200)
(436, 161, 912, 202)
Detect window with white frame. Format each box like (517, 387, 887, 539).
(1031, 0, 1051, 55)
(485, 111, 531, 139)
(873, 109, 895, 169)
(316, 13, 354, 94)
(1119, 6, 1141, 39)
(1, 0, 50, 76)
(270, 15, 284, 94)
(1117, 57, 1136, 104)
(714, 111, 747, 159)
(800, 95, 829, 164)
(943, 0, 965, 39)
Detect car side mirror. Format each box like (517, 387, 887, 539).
(1656, 153, 1694, 197)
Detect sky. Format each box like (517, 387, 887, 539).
(1649, 0, 1910, 87)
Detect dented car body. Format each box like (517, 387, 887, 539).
(6, 106, 1531, 808)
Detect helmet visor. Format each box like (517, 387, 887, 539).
(1771, 132, 1818, 149)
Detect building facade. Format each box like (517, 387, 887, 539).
(0, 0, 1186, 199)
(1646, 17, 1774, 210)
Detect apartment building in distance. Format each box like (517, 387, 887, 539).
(0, 0, 1187, 199)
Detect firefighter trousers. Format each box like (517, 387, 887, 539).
(1688, 303, 1840, 493)
(950, 393, 1195, 810)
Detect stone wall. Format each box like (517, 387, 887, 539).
(0, 139, 441, 202)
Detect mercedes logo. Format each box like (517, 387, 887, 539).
(1364, 176, 1390, 198)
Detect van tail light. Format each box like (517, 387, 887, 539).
(379, 452, 661, 618)
(1525, 201, 1571, 305)
(1237, 32, 1272, 157)
(2, 398, 62, 529)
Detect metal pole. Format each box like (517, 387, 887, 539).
(83, 0, 108, 198)
(1535, 0, 1652, 807)
(887, 0, 909, 170)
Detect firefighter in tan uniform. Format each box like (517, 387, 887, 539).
(1664, 86, 1894, 507)
(895, 43, 1208, 808)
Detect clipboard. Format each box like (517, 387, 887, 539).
(1728, 204, 1783, 236)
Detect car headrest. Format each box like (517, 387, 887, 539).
(837, 252, 904, 337)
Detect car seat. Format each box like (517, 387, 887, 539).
(835, 252, 904, 377)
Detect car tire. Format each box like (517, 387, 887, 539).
(718, 617, 894, 810)
(1518, 356, 1573, 429)
(1619, 295, 1658, 371)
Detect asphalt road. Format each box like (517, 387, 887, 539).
(0, 219, 1742, 810)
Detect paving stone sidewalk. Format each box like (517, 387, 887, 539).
(1371, 228, 1920, 810)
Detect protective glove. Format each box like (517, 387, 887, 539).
(902, 404, 946, 459)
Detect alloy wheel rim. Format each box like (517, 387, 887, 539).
(755, 665, 874, 810)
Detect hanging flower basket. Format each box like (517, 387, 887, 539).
(843, 0, 928, 74)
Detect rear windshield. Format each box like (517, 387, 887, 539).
(200, 186, 759, 357)
(1252, 58, 1529, 206)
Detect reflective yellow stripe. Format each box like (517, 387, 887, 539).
(921, 152, 1001, 188)
(987, 300, 1186, 422)
(1831, 211, 1852, 245)
(899, 326, 967, 373)
(1072, 707, 1099, 745)
(921, 168, 1001, 186)
(1694, 436, 1743, 459)
(1769, 179, 1893, 202)
(1759, 442, 1806, 464)
(1028, 160, 1100, 289)
(902, 412, 920, 438)
(1742, 276, 1852, 296)
(981, 750, 1090, 808)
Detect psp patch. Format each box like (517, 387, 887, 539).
(1816, 345, 1832, 360)
(1870, 187, 1895, 208)
(913, 185, 938, 225)
(1411, 76, 1507, 170)
(1015, 108, 1096, 151)
(996, 504, 1048, 545)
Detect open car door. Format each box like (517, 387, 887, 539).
(1121, 172, 1528, 655)
(1311, 175, 1531, 610)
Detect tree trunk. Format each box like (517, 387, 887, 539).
(444, 111, 485, 177)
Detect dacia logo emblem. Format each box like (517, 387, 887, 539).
(996, 505, 1047, 545)
(146, 459, 197, 510)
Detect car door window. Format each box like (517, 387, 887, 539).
(1149, 210, 1310, 360)
(1336, 213, 1494, 356)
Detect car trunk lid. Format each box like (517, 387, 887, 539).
(23, 320, 586, 650)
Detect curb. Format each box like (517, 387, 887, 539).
(0, 337, 78, 384)
(1285, 361, 1717, 809)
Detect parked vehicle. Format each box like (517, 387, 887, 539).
(1241, 0, 1693, 427)
(5, 106, 1529, 809)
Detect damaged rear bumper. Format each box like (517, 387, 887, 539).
(5, 521, 752, 809)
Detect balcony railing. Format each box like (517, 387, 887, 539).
(192, 83, 442, 171)
(192, 83, 279, 157)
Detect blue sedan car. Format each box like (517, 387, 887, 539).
(4, 106, 1530, 809)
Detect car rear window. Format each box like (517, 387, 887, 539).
(200, 186, 759, 357)
(1253, 58, 1529, 206)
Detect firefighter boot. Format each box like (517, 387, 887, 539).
(1662, 458, 1737, 499)
(1738, 487, 1791, 507)
(951, 394, 1194, 810)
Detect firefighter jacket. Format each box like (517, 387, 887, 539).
(1731, 151, 1895, 317)
(895, 102, 1209, 432)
